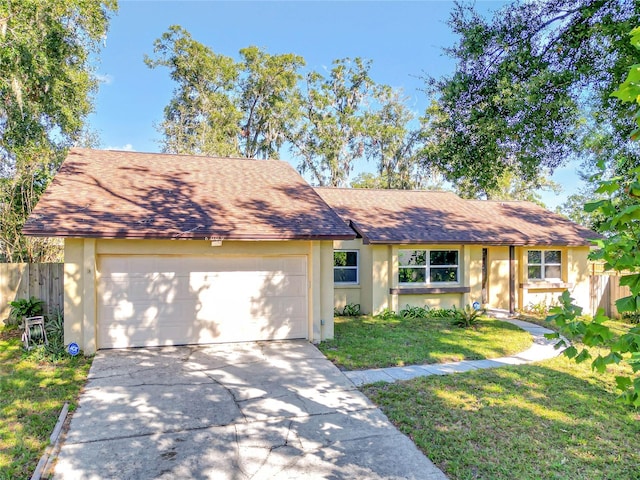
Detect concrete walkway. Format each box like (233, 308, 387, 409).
(345, 318, 563, 387)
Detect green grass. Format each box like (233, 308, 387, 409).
(0, 327, 92, 480)
(363, 352, 640, 480)
(318, 315, 533, 370)
(519, 312, 633, 338)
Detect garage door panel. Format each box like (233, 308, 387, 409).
(98, 255, 308, 348)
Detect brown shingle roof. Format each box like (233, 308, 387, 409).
(23, 149, 356, 240)
(314, 187, 598, 246)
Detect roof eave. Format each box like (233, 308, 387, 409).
(22, 229, 356, 241)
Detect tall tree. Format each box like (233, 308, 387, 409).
(0, 0, 117, 262)
(237, 46, 304, 159)
(289, 58, 373, 186)
(144, 26, 240, 157)
(146, 26, 304, 159)
(422, 0, 640, 198)
(363, 86, 423, 189)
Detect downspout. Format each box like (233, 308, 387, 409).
(509, 246, 515, 314)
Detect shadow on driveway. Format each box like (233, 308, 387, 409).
(53, 340, 447, 479)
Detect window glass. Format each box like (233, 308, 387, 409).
(430, 250, 458, 266)
(545, 251, 561, 264)
(334, 251, 358, 267)
(430, 267, 458, 282)
(399, 249, 458, 284)
(527, 250, 562, 280)
(528, 266, 542, 279)
(334, 269, 358, 283)
(334, 251, 358, 284)
(528, 251, 541, 264)
(399, 250, 426, 266)
(399, 267, 426, 283)
(545, 265, 561, 279)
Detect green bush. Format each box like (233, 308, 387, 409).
(451, 305, 485, 328)
(8, 296, 44, 325)
(375, 308, 397, 320)
(399, 304, 431, 319)
(429, 307, 456, 318)
(335, 303, 361, 316)
(621, 311, 640, 324)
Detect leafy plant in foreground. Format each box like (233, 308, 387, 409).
(8, 296, 44, 325)
(451, 305, 485, 328)
(545, 27, 640, 407)
(399, 304, 431, 319)
(375, 308, 398, 320)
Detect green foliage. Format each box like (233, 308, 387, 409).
(334, 303, 361, 317)
(0, 0, 117, 262)
(361, 86, 425, 189)
(375, 308, 398, 320)
(363, 357, 639, 480)
(399, 304, 431, 319)
(318, 315, 531, 370)
(422, 1, 640, 198)
(621, 311, 640, 324)
(451, 304, 485, 328)
(8, 296, 44, 325)
(43, 309, 66, 360)
(428, 307, 456, 318)
(523, 301, 553, 317)
(289, 57, 374, 186)
(546, 291, 640, 407)
(146, 25, 304, 159)
(0, 327, 92, 477)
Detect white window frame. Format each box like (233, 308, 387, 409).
(527, 250, 562, 281)
(398, 249, 460, 285)
(334, 250, 359, 285)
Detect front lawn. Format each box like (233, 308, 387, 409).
(0, 327, 92, 480)
(363, 352, 640, 480)
(318, 315, 532, 370)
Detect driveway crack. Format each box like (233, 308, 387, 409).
(204, 372, 249, 423)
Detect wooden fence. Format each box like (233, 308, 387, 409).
(590, 272, 631, 318)
(0, 263, 64, 324)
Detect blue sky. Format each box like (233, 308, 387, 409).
(89, 0, 583, 209)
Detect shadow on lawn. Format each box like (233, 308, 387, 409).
(321, 316, 530, 370)
(363, 363, 640, 480)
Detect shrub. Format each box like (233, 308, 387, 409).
(621, 311, 640, 324)
(451, 304, 486, 328)
(399, 304, 431, 319)
(342, 303, 361, 316)
(9, 296, 44, 325)
(429, 307, 456, 318)
(335, 303, 361, 316)
(375, 308, 397, 320)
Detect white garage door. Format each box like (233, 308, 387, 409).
(97, 255, 308, 349)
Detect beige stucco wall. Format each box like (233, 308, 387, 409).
(487, 246, 511, 310)
(331, 242, 591, 316)
(334, 243, 482, 315)
(518, 246, 590, 312)
(65, 238, 335, 355)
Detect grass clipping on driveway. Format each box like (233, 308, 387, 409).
(0, 327, 92, 480)
(363, 352, 640, 480)
(318, 315, 532, 370)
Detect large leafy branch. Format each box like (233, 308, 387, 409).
(546, 26, 640, 407)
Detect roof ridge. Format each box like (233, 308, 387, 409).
(69, 147, 290, 164)
(313, 186, 458, 194)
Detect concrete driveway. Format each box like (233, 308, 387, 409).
(53, 340, 447, 479)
